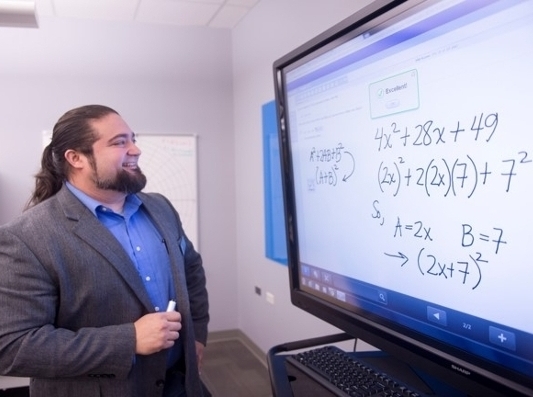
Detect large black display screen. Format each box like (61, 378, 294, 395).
(273, 0, 533, 395)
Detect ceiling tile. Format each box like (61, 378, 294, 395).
(209, 4, 248, 28)
(52, 0, 139, 21)
(136, 0, 220, 26)
(31, 0, 261, 29)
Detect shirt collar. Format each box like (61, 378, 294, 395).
(65, 181, 142, 217)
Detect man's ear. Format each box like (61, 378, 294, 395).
(64, 149, 86, 170)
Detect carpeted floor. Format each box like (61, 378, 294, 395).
(201, 337, 272, 397)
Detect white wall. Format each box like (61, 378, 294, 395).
(232, 0, 375, 354)
(0, 17, 238, 331)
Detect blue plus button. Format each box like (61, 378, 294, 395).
(489, 326, 516, 351)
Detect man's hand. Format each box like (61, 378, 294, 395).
(134, 311, 182, 355)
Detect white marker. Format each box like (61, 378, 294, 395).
(166, 300, 176, 312)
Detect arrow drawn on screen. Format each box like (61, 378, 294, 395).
(384, 252, 409, 267)
(342, 151, 355, 182)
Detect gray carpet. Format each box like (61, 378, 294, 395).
(201, 338, 272, 397)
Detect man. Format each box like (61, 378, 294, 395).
(0, 105, 210, 397)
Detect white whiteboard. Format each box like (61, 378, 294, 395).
(136, 134, 198, 249)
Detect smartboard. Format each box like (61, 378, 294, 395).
(283, 2, 533, 331)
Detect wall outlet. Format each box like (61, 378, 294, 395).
(266, 292, 275, 305)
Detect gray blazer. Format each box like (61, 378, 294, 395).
(0, 185, 209, 397)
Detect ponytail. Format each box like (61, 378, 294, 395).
(25, 144, 64, 209)
(24, 105, 119, 210)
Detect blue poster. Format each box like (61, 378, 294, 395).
(262, 100, 287, 265)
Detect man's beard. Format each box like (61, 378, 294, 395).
(94, 167, 147, 194)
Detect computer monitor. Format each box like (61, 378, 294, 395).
(272, 0, 533, 395)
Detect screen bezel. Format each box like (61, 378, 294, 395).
(272, 0, 533, 396)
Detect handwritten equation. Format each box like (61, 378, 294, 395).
(308, 143, 355, 188)
(373, 204, 507, 290)
(374, 112, 499, 150)
(302, 109, 525, 291)
(377, 152, 531, 198)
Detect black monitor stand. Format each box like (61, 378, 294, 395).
(267, 333, 466, 397)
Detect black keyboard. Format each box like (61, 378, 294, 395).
(286, 345, 424, 397)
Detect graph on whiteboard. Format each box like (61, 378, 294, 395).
(136, 134, 199, 249)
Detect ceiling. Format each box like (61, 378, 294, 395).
(0, 0, 261, 29)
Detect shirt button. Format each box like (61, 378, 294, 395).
(136, 246, 141, 251)
(155, 306, 160, 312)
(145, 276, 151, 281)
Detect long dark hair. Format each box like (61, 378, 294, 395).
(25, 105, 119, 209)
